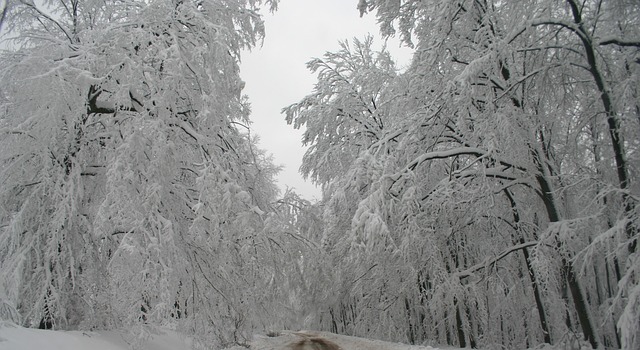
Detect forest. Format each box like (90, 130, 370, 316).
(0, 0, 638, 349)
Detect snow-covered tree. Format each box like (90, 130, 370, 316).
(287, 1, 639, 349)
(0, 0, 293, 347)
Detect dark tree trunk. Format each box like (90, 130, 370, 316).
(504, 189, 551, 344)
(533, 146, 599, 348)
(466, 303, 477, 348)
(566, 0, 636, 255)
(445, 309, 452, 346)
(522, 245, 551, 343)
(455, 300, 467, 348)
(565, 264, 598, 349)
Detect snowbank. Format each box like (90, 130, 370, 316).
(0, 322, 192, 350)
(0, 322, 459, 350)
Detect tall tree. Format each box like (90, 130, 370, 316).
(0, 0, 293, 347)
(287, 0, 639, 348)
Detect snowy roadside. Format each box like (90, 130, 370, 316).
(0, 322, 456, 350)
(0, 322, 193, 350)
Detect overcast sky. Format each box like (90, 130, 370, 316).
(240, 0, 412, 201)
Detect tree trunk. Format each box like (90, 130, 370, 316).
(605, 257, 622, 348)
(455, 299, 467, 348)
(504, 189, 551, 343)
(522, 245, 551, 343)
(533, 146, 599, 348)
(566, 0, 636, 254)
(565, 264, 598, 349)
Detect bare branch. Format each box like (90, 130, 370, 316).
(21, 0, 74, 44)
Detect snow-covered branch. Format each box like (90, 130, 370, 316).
(454, 241, 539, 280)
(597, 37, 640, 48)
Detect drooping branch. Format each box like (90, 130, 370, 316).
(20, 0, 75, 44)
(405, 146, 527, 174)
(455, 241, 539, 279)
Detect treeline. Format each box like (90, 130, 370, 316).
(0, 1, 303, 348)
(1, 1, 638, 350)
(285, 1, 639, 349)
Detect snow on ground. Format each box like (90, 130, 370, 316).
(0, 321, 193, 350)
(0, 322, 458, 350)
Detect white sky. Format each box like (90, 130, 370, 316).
(240, 0, 413, 201)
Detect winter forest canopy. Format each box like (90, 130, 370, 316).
(0, 0, 639, 349)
